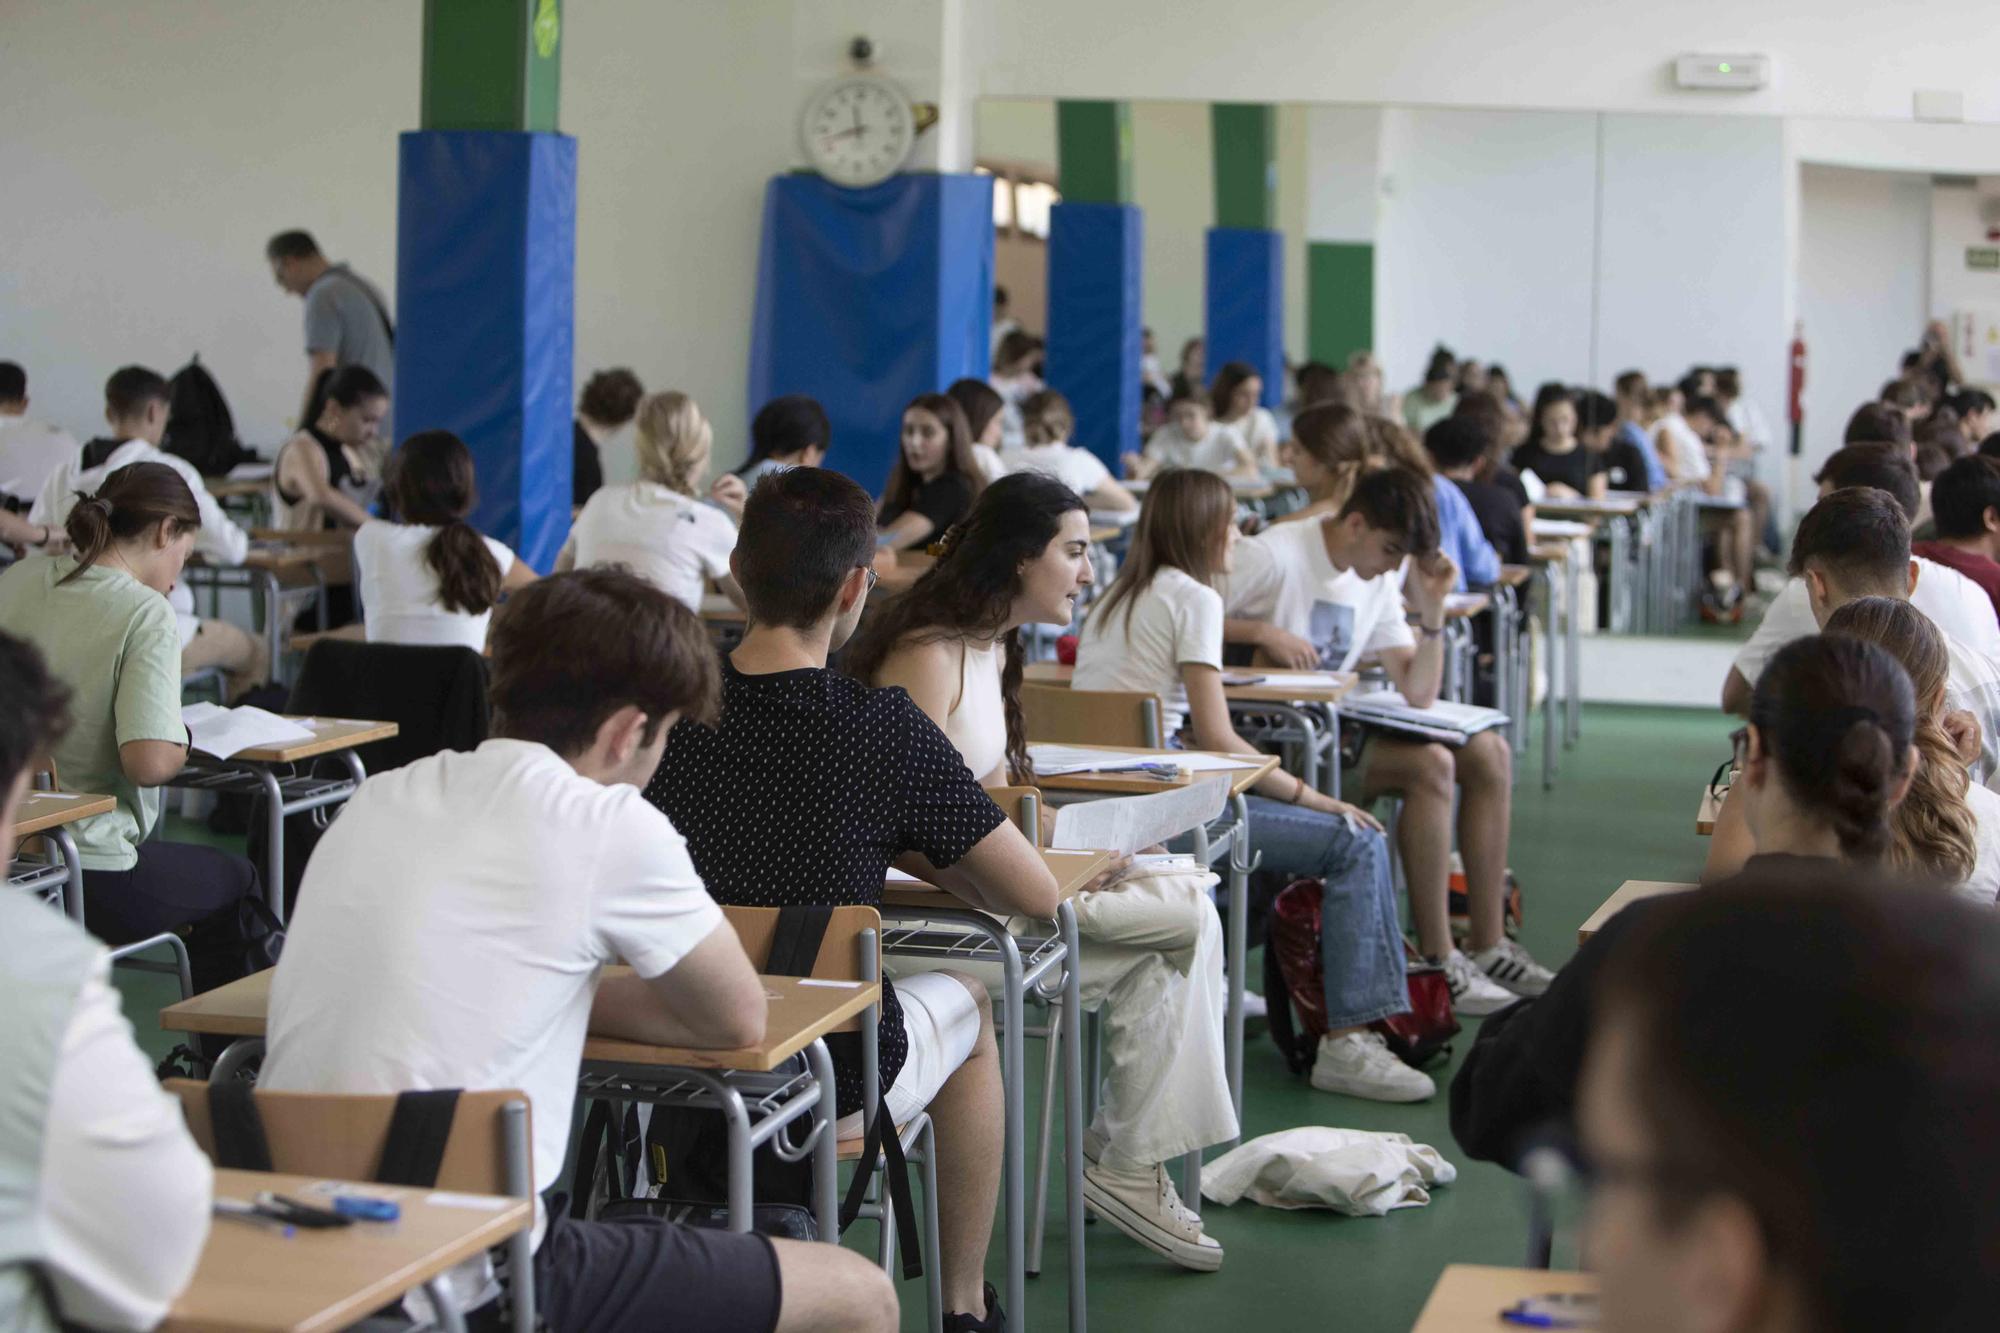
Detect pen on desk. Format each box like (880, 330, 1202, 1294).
(214, 1198, 295, 1237)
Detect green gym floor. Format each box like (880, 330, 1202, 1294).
(120, 703, 1736, 1333)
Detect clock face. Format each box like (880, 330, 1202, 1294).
(802, 76, 916, 189)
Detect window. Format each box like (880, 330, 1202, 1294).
(977, 162, 1061, 242)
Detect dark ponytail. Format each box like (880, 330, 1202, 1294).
(387, 431, 501, 615)
(1750, 635, 1916, 862)
(59, 461, 200, 586)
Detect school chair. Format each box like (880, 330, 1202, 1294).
(1022, 684, 1164, 750)
(166, 1081, 538, 1333)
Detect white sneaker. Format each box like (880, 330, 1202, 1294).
(1471, 938, 1556, 997)
(1082, 1162, 1224, 1272)
(1310, 1030, 1436, 1102)
(1442, 948, 1516, 1016)
(1241, 991, 1268, 1020)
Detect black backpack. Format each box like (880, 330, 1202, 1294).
(163, 356, 256, 477)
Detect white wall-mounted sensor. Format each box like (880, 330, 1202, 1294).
(1674, 54, 1772, 91)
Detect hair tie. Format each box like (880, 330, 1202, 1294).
(82, 495, 112, 516)
(929, 525, 964, 560)
(1830, 704, 1881, 731)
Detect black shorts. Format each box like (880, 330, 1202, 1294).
(533, 1208, 782, 1333)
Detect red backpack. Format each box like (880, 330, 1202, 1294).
(1264, 878, 1461, 1072)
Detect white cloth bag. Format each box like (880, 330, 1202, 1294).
(1200, 1126, 1457, 1216)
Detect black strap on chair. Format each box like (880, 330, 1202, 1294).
(208, 1080, 275, 1171)
(766, 905, 833, 979)
(376, 1089, 462, 1187)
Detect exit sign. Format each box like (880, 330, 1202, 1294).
(1970, 247, 2000, 271)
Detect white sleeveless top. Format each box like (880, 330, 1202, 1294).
(944, 639, 1007, 783)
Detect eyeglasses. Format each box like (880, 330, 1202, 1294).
(861, 565, 879, 592)
(1709, 727, 1747, 803)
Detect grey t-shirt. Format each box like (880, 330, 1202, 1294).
(303, 263, 396, 390)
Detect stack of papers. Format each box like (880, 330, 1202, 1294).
(1051, 776, 1230, 855)
(1029, 745, 1179, 778)
(1340, 690, 1508, 746)
(181, 703, 315, 760)
(1531, 519, 1593, 539)
(1246, 671, 1350, 692)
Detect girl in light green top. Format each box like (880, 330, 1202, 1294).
(0, 461, 260, 962)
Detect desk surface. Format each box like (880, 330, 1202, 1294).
(163, 1168, 529, 1333)
(161, 970, 881, 1075)
(1023, 660, 1357, 705)
(883, 847, 1115, 911)
(204, 476, 271, 499)
(1697, 785, 1724, 835)
(699, 593, 747, 625)
(1410, 1264, 1598, 1332)
(1533, 496, 1646, 518)
(1494, 564, 1533, 588)
(1528, 543, 1571, 565)
(1031, 742, 1278, 799)
(13, 792, 117, 836)
(198, 717, 399, 764)
(1444, 593, 1492, 619)
(250, 527, 355, 547)
(1578, 880, 1694, 944)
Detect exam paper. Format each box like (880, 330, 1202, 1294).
(1051, 775, 1230, 855)
(182, 702, 314, 760)
(1250, 671, 1350, 691)
(1028, 744, 1171, 777)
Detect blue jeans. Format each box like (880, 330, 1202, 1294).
(1243, 795, 1409, 1027)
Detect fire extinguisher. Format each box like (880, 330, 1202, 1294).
(1788, 321, 1806, 457)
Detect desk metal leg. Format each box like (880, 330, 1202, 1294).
(254, 767, 287, 924)
(54, 828, 85, 923)
(805, 1038, 840, 1243)
(423, 1276, 469, 1333)
(1057, 903, 1087, 1333)
(1565, 543, 1582, 748)
(1225, 791, 1256, 1140)
(1540, 570, 1558, 792)
(258, 570, 283, 684)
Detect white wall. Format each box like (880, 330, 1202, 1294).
(1795, 165, 1931, 470)
(983, 0, 2000, 123)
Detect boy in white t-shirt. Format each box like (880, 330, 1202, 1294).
(1126, 393, 1258, 482)
(1217, 468, 1556, 1010)
(261, 569, 897, 1333)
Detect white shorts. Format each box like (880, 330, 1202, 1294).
(835, 971, 981, 1136)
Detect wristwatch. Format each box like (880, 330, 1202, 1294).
(1406, 613, 1446, 639)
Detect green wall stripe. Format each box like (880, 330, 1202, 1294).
(423, 0, 561, 133)
(1211, 103, 1276, 230)
(1056, 101, 1132, 205)
(1307, 241, 1374, 366)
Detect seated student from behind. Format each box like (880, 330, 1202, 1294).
(735, 394, 830, 491)
(877, 392, 988, 552)
(262, 569, 897, 1333)
(1425, 415, 1528, 566)
(1576, 389, 1653, 494)
(0, 631, 212, 1332)
(1722, 445, 2000, 719)
(558, 391, 746, 613)
(355, 430, 535, 652)
(1914, 453, 2000, 621)
(1000, 389, 1137, 513)
(945, 378, 1007, 483)
(0, 360, 80, 514)
(572, 367, 645, 502)
(1451, 632, 1922, 1170)
(1125, 391, 1257, 482)
(1218, 468, 1554, 1011)
(0, 463, 263, 985)
(273, 365, 390, 532)
(646, 467, 1061, 1333)
(31, 366, 263, 698)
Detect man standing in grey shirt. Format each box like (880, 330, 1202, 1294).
(266, 230, 395, 419)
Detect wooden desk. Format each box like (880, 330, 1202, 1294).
(1022, 659, 1357, 705)
(1528, 542, 1570, 565)
(1411, 1264, 1597, 1332)
(250, 527, 355, 548)
(1697, 785, 1723, 835)
(162, 968, 879, 1075)
(1030, 741, 1279, 798)
(205, 476, 271, 501)
(9, 792, 117, 921)
(882, 847, 1114, 910)
(1445, 592, 1492, 620)
(163, 1168, 529, 1333)
(1578, 880, 1694, 944)
(212, 717, 398, 765)
(1534, 496, 1646, 520)
(699, 592, 747, 625)
(1495, 564, 1532, 588)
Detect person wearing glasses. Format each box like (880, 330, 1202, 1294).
(643, 466, 1059, 1333)
(1448, 632, 1921, 1172)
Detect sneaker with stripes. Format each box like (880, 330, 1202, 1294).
(1471, 937, 1555, 997)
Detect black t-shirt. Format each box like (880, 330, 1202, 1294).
(880, 471, 975, 533)
(645, 663, 1006, 1112)
(1510, 442, 1600, 495)
(572, 420, 604, 506)
(1597, 439, 1651, 493)
(1455, 478, 1529, 565)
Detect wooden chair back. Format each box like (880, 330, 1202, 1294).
(166, 1082, 528, 1195)
(985, 785, 1045, 847)
(721, 904, 880, 1034)
(1023, 684, 1164, 749)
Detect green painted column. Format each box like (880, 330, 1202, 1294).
(422, 0, 563, 131)
(1056, 101, 1133, 205)
(1211, 103, 1277, 230)
(1308, 242, 1374, 366)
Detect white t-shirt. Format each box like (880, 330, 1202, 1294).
(262, 739, 726, 1243)
(1143, 421, 1252, 476)
(31, 439, 251, 648)
(0, 413, 80, 506)
(353, 519, 517, 652)
(1959, 781, 2000, 906)
(1735, 574, 2000, 785)
(999, 441, 1112, 497)
(560, 481, 738, 612)
(972, 444, 1004, 484)
(1223, 407, 1281, 471)
(1655, 414, 1711, 482)
(1074, 566, 1224, 737)
(1215, 517, 1415, 671)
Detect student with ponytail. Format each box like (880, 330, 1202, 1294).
(0, 462, 261, 971)
(1267, 401, 1374, 526)
(354, 430, 534, 652)
(558, 391, 744, 613)
(1708, 596, 2000, 903)
(1450, 631, 1923, 1170)
(944, 377, 1007, 481)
